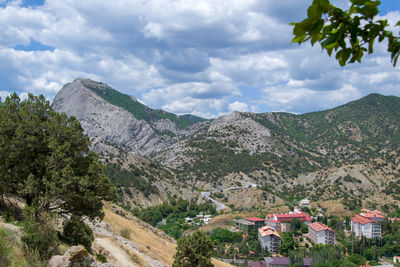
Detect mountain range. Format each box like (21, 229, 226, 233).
(52, 78, 400, 213)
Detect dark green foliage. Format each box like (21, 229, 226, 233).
(60, 216, 94, 252)
(280, 232, 296, 256)
(0, 93, 115, 220)
(209, 228, 242, 243)
(96, 254, 107, 263)
(292, 0, 400, 66)
(21, 207, 59, 261)
(134, 199, 215, 239)
(173, 230, 214, 267)
(82, 80, 208, 130)
(104, 163, 158, 197)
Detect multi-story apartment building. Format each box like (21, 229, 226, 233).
(258, 226, 281, 254)
(308, 222, 335, 244)
(351, 214, 381, 239)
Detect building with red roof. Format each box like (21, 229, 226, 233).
(391, 218, 400, 223)
(360, 209, 384, 222)
(258, 226, 281, 254)
(308, 222, 335, 244)
(265, 209, 312, 231)
(351, 214, 381, 239)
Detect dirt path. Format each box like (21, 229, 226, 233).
(93, 238, 140, 267)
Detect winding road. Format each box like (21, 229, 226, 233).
(201, 182, 257, 211)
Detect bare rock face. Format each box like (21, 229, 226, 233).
(52, 79, 169, 156)
(208, 111, 275, 154)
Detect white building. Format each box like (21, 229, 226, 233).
(258, 226, 281, 254)
(308, 222, 335, 244)
(299, 199, 311, 208)
(351, 214, 381, 239)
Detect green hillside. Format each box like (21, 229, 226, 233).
(82, 80, 208, 129)
(178, 94, 400, 182)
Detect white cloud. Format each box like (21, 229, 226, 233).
(228, 101, 249, 112)
(0, 0, 398, 117)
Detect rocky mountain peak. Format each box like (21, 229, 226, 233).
(52, 79, 171, 156)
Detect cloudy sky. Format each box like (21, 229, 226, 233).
(1, 0, 399, 118)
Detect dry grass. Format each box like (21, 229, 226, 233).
(313, 200, 353, 217)
(103, 208, 234, 267)
(103, 208, 176, 266)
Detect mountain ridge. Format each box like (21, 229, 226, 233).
(52, 78, 400, 213)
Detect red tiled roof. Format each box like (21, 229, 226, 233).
(361, 212, 384, 219)
(266, 219, 280, 223)
(352, 214, 379, 225)
(309, 222, 334, 232)
(274, 211, 312, 222)
(246, 217, 265, 222)
(258, 226, 281, 238)
(391, 218, 400, 222)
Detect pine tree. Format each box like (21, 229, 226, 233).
(173, 230, 214, 267)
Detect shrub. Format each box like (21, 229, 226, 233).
(60, 216, 94, 252)
(96, 254, 107, 263)
(120, 228, 131, 239)
(21, 208, 59, 261)
(0, 228, 11, 266)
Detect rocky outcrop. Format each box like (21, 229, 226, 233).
(52, 79, 169, 156)
(49, 245, 113, 267)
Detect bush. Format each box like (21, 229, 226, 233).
(96, 254, 107, 263)
(21, 208, 59, 261)
(0, 228, 11, 266)
(120, 228, 131, 239)
(60, 216, 94, 252)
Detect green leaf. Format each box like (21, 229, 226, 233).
(308, 4, 322, 20)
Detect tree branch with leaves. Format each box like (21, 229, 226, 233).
(292, 0, 400, 66)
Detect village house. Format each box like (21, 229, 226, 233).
(351, 214, 381, 239)
(299, 198, 311, 208)
(231, 217, 266, 233)
(248, 257, 312, 267)
(258, 226, 281, 254)
(308, 222, 335, 244)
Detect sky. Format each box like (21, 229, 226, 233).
(0, 0, 399, 118)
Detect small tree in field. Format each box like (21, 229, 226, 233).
(173, 230, 214, 267)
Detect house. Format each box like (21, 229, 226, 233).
(231, 217, 265, 233)
(248, 261, 267, 267)
(299, 198, 311, 208)
(308, 222, 335, 244)
(303, 258, 312, 266)
(264, 257, 290, 267)
(252, 257, 311, 267)
(266, 209, 312, 232)
(360, 209, 384, 222)
(351, 214, 381, 239)
(258, 226, 281, 254)
(394, 255, 400, 263)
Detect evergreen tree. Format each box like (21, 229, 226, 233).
(173, 230, 214, 267)
(0, 93, 115, 220)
